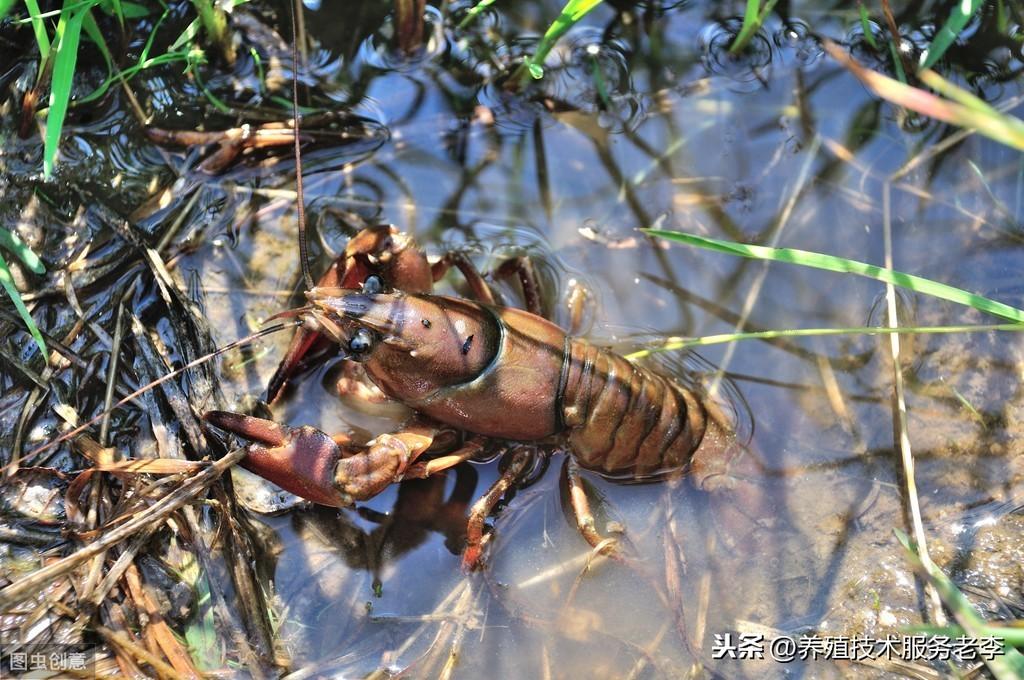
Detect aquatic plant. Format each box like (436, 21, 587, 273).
(0, 228, 46, 357)
(824, 41, 1024, 152)
(511, 0, 604, 86)
(4, 0, 238, 179)
(729, 0, 779, 54)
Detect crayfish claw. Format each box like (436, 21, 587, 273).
(204, 411, 288, 447)
(265, 328, 324, 403)
(205, 412, 349, 507)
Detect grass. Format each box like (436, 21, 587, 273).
(728, 0, 779, 54)
(2, 2, 1022, 675)
(78, 6, 182, 105)
(886, 34, 907, 83)
(643, 228, 1024, 323)
(457, 0, 499, 29)
(179, 548, 222, 670)
(191, 0, 235, 65)
(857, 3, 878, 49)
(512, 0, 603, 86)
(896, 530, 1024, 679)
(624, 324, 1024, 360)
(44, 1, 88, 179)
(825, 39, 1024, 151)
(21, 0, 49, 56)
(8, 0, 243, 179)
(0, 0, 246, 355)
(822, 9, 1024, 152)
(919, 0, 984, 69)
(0, 228, 47, 357)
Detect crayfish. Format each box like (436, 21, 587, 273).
(204, 224, 773, 570)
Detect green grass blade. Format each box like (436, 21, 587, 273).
(896, 530, 1024, 679)
(858, 3, 878, 49)
(23, 0, 51, 58)
(169, 17, 200, 52)
(43, 3, 89, 179)
(0, 0, 17, 21)
(920, 0, 983, 69)
(194, 70, 231, 114)
(98, 0, 147, 19)
(457, 0, 498, 29)
(729, 0, 779, 55)
(887, 38, 907, 83)
(82, 8, 113, 75)
(14, 0, 104, 23)
(729, 0, 760, 55)
(0, 251, 47, 358)
(119, 1, 149, 18)
(643, 228, 1024, 323)
(190, 0, 234, 64)
(176, 546, 223, 670)
(909, 624, 1024, 648)
(170, 0, 246, 52)
(77, 6, 182, 105)
(913, 622, 1024, 647)
(0, 229, 45, 274)
(624, 324, 1024, 360)
(249, 46, 263, 90)
(519, 0, 603, 81)
(76, 50, 191, 105)
(109, 0, 123, 28)
(995, 0, 1009, 34)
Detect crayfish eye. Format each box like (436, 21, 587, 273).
(348, 328, 375, 356)
(362, 275, 384, 295)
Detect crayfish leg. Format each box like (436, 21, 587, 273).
(493, 256, 544, 316)
(564, 459, 620, 558)
(461, 448, 533, 571)
(430, 251, 496, 304)
(404, 435, 486, 479)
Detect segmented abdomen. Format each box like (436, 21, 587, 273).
(559, 338, 730, 480)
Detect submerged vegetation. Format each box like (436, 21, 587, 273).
(0, 0, 1022, 677)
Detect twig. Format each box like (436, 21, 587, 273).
(0, 449, 244, 611)
(96, 625, 184, 680)
(881, 182, 946, 626)
(100, 297, 131, 446)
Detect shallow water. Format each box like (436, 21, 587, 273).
(2, 1, 1024, 677)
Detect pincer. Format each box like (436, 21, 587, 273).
(203, 411, 440, 507)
